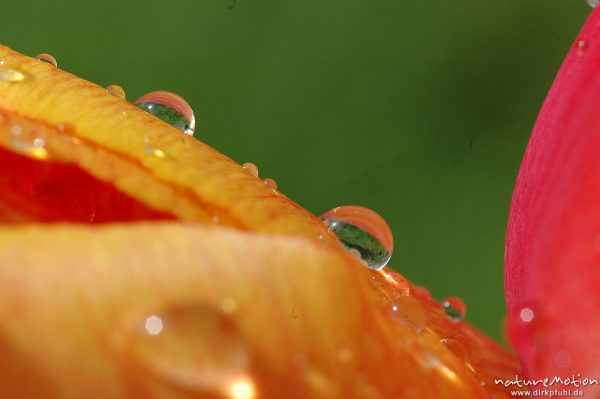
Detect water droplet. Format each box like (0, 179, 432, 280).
(440, 338, 467, 361)
(442, 297, 466, 322)
(212, 216, 221, 224)
(320, 205, 393, 270)
(0, 62, 26, 82)
(135, 91, 195, 135)
(242, 162, 259, 177)
(106, 84, 126, 99)
(380, 270, 410, 296)
(587, 0, 598, 8)
(125, 305, 250, 395)
(388, 296, 427, 333)
(576, 39, 589, 56)
(519, 307, 534, 323)
(263, 178, 277, 190)
(35, 53, 57, 67)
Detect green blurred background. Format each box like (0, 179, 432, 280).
(0, 0, 590, 338)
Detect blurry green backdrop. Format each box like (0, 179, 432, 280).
(0, 0, 590, 338)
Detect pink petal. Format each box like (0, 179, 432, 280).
(506, 8, 600, 391)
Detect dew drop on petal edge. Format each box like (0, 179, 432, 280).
(320, 205, 393, 270)
(35, 53, 57, 67)
(106, 84, 126, 99)
(263, 178, 277, 190)
(135, 91, 195, 135)
(242, 162, 259, 177)
(442, 297, 466, 322)
(587, 0, 598, 8)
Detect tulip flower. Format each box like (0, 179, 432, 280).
(505, 7, 600, 396)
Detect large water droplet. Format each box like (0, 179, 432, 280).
(106, 84, 126, 99)
(0, 58, 26, 83)
(125, 305, 250, 396)
(320, 205, 393, 270)
(35, 53, 57, 67)
(587, 0, 598, 8)
(135, 91, 195, 135)
(442, 297, 466, 322)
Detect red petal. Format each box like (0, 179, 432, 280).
(506, 8, 600, 390)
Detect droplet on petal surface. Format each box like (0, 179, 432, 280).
(442, 297, 466, 322)
(320, 205, 393, 270)
(440, 338, 467, 361)
(35, 53, 57, 67)
(135, 91, 195, 135)
(388, 296, 427, 334)
(0, 58, 26, 83)
(106, 84, 126, 99)
(242, 162, 259, 177)
(124, 305, 250, 396)
(263, 178, 277, 190)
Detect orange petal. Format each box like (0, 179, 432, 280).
(0, 46, 523, 398)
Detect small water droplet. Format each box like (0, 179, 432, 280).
(263, 178, 278, 190)
(442, 297, 466, 322)
(242, 162, 259, 177)
(0, 64, 26, 82)
(106, 84, 126, 99)
(35, 53, 57, 67)
(587, 0, 598, 8)
(576, 39, 589, 56)
(135, 91, 195, 135)
(125, 305, 250, 396)
(440, 338, 467, 361)
(519, 307, 534, 323)
(212, 216, 221, 224)
(380, 270, 410, 296)
(388, 296, 427, 333)
(320, 205, 393, 270)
